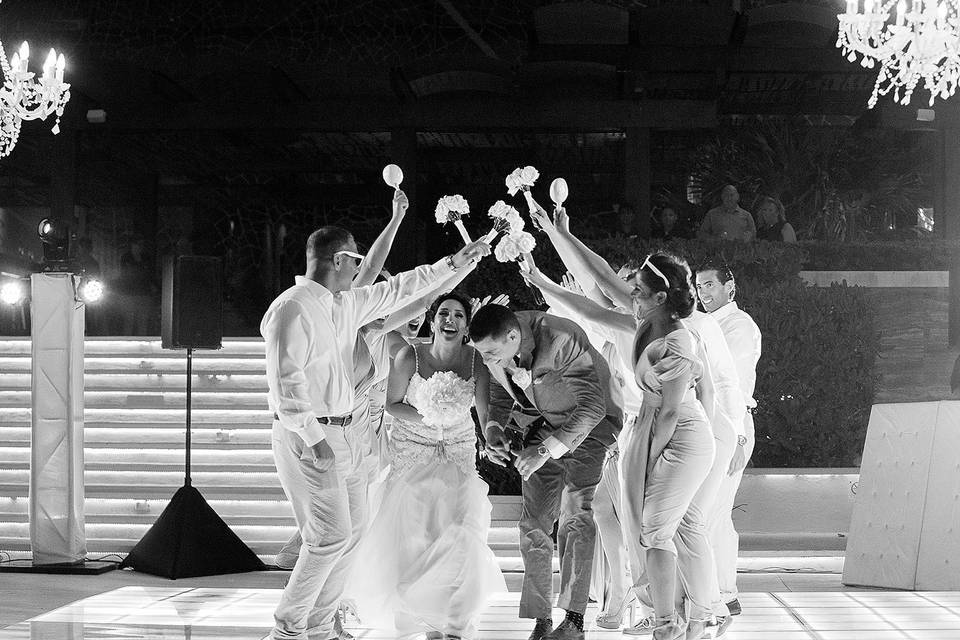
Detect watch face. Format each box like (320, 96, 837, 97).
(537, 445, 549, 456)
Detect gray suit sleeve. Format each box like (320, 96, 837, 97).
(549, 327, 606, 451)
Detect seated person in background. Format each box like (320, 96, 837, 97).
(697, 185, 756, 242)
(610, 203, 641, 239)
(754, 196, 797, 243)
(650, 205, 689, 241)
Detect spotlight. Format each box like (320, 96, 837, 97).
(37, 217, 71, 266)
(0, 279, 26, 306)
(78, 277, 104, 303)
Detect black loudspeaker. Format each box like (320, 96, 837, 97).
(162, 256, 222, 350)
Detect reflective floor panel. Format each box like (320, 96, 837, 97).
(2, 587, 960, 639)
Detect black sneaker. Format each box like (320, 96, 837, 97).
(528, 618, 554, 640)
(725, 598, 742, 616)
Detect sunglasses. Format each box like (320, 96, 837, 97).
(333, 250, 365, 265)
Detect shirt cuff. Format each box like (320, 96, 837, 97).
(433, 256, 456, 276)
(542, 435, 569, 459)
(276, 410, 326, 446)
(484, 420, 504, 436)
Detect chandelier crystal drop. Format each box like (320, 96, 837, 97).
(0, 0, 71, 158)
(837, 0, 960, 108)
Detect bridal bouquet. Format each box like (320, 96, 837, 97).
(482, 200, 524, 242)
(416, 371, 474, 441)
(435, 194, 472, 244)
(505, 166, 539, 196)
(494, 230, 535, 263)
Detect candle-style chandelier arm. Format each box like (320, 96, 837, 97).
(837, 0, 960, 107)
(0, 0, 71, 158)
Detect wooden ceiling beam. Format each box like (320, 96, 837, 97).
(76, 95, 718, 132)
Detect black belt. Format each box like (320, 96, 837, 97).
(273, 413, 352, 427)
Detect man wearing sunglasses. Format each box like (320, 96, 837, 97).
(262, 224, 490, 640)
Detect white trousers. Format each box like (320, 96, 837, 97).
(707, 413, 755, 606)
(270, 420, 369, 640)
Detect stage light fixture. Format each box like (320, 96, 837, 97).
(37, 217, 71, 265)
(77, 277, 103, 303)
(0, 279, 26, 305)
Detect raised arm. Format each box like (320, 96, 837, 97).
(350, 240, 490, 327)
(523, 266, 635, 337)
(354, 190, 409, 287)
(530, 204, 618, 308)
(536, 206, 634, 309)
(376, 261, 477, 335)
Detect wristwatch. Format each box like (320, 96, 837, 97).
(537, 444, 550, 457)
(444, 254, 458, 271)
(737, 435, 747, 447)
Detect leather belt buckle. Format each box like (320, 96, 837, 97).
(271, 413, 353, 427)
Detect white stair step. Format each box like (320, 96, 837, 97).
(0, 427, 273, 447)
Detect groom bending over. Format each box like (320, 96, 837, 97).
(470, 305, 622, 640)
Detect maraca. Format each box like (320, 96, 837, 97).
(549, 178, 568, 221)
(382, 164, 404, 192)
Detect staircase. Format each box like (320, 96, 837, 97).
(0, 337, 528, 574)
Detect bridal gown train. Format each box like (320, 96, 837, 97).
(348, 356, 506, 639)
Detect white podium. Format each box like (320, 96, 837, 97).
(29, 272, 86, 564)
(843, 401, 960, 590)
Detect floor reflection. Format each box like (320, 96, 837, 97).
(2, 587, 960, 639)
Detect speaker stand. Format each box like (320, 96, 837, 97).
(120, 348, 265, 579)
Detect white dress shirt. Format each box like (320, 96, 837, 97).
(683, 310, 745, 442)
(710, 301, 762, 409)
(261, 259, 455, 446)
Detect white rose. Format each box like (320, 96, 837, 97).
(505, 169, 523, 196)
(488, 200, 512, 219)
(519, 166, 539, 186)
(506, 210, 525, 233)
(514, 230, 536, 253)
(511, 368, 532, 389)
(494, 235, 521, 262)
(435, 198, 449, 223)
(446, 194, 469, 214)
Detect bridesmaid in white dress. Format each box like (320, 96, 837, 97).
(349, 291, 506, 640)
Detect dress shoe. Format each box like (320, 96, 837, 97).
(648, 614, 685, 640)
(706, 615, 733, 637)
(528, 618, 553, 640)
(542, 619, 584, 640)
(684, 618, 708, 640)
(725, 599, 742, 616)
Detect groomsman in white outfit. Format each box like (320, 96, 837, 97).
(695, 264, 762, 627)
(261, 225, 489, 640)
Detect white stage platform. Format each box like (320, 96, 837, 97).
(2, 586, 960, 640)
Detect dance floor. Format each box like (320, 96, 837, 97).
(2, 587, 960, 640)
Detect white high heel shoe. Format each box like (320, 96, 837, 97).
(596, 591, 638, 629)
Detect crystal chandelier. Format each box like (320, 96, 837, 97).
(0, 0, 71, 158)
(837, 0, 960, 108)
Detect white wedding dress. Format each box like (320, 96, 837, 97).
(348, 346, 505, 639)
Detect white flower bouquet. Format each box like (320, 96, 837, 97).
(416, 370, 475, 442)
(434, 194, 472, 245)
(506, 165, 542, 216)
(482, 200, 525, 242)
(494, 230, 537, 272)
(505, 166, 539, 196)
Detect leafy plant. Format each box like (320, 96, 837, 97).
(671, 119, 927, 240)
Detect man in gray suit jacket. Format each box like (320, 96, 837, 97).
(470, 306, 622, 640)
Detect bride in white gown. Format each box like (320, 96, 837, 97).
(349, 291, 506, 640)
